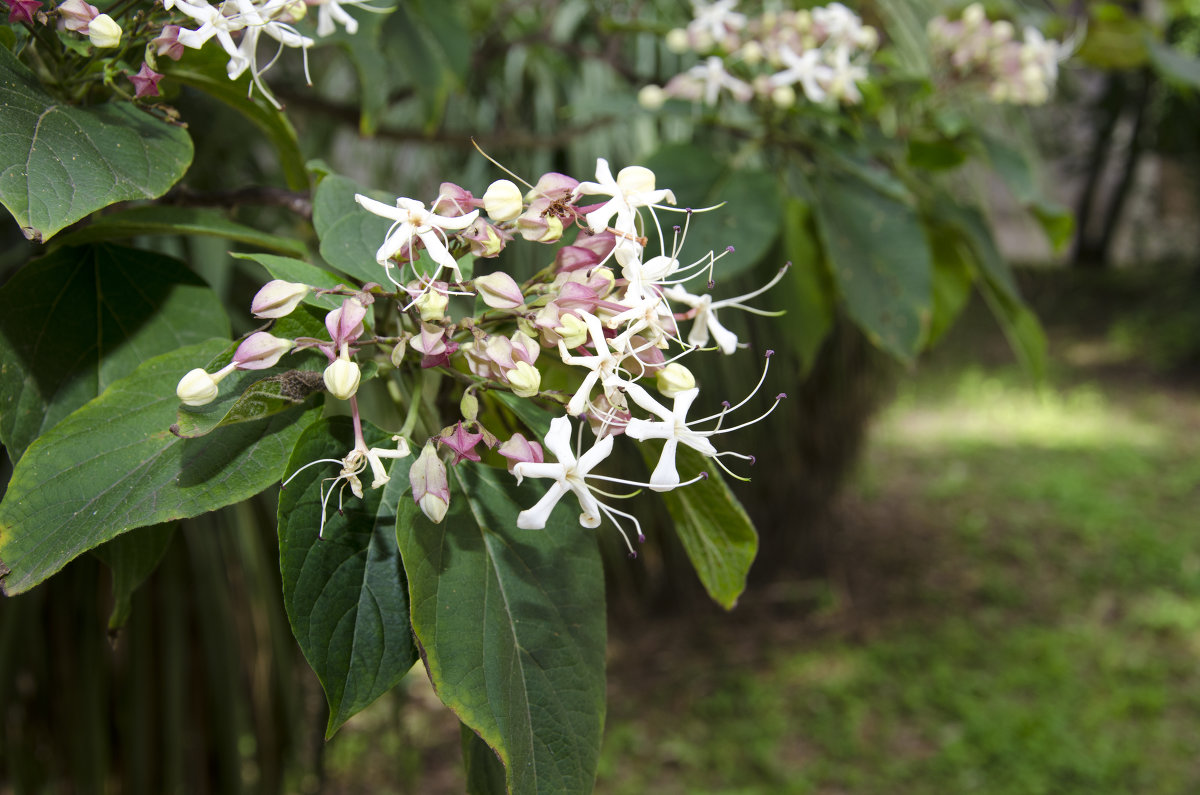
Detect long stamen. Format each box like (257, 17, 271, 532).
(711, 263, 790, 309)
(693, 351, 774, 424)
(281, 457, 345, 489)
(704, 393, 787, 435)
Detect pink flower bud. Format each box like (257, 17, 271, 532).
(57, 0, 97, 31)
(7, 0, 42, 24)
(438, 422, 483, 465)
(233, 332, 293, 370)
(128, 63, 164, 99)
(325, 298, 366, 347)
(152, 24, 185, 60)
(474, 271, 524, 310)
(517, 209, 563, 243)
(252, 279, 309, 318)
(410, 442, 450, 523)
(462, 218, 508, 258)
(527, 172, 579, 201)
(497, 433, 544, 473)
(432, 182, 478, 217)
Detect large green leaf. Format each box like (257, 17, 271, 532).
(160, 48, 308, 191)
(1147, 36, 1200, 88)
(643, 144, 783, 279)
(0, 244, 229, 464)
(0, 339, 321, 595)
(813, 170, 931, 360)
(278, 417, 418, 737)
(53, 205, 306, 256)
(462, 721, 508, 795)
(647, 445, 758, 610)
(0, 47, 193, 242)
(397, 464, 606, 795)
(313, 173, 394, 284)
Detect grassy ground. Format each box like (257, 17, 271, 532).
(322, 273, 1200, 793)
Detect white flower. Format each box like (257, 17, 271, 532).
(558, 312, 637, 416)
(665, 265, 788, 354)
(770, 46, 833, 103)
(575, 159, 677, 237)
(512, 416, 614, 530)
(354, 194, 479, 283)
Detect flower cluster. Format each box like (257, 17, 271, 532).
(174, 158, 786, 553)
(641, 1, 878, 109)
(927, 3, 1063, 106)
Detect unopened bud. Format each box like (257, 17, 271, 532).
(233, 332, 293, 370)
(390, 338, 408, 367)
(616, 166, 658, 197)
(518, 212, 563, 243)
(460, 389, 479, 421)
(410, 442, 450, 524)
(415, 289, 448, 322)
(656, 363, 696, 397)
(176, 368, 219, 406)
(506, 361, 541, 398)
(962, 2, 985, 28)
(665, 27, 689, 53)
(554, 313, 588, 349)
(323, 358, 361, 400)
(638, 85, 667, 110)
(771, 85, 797, 108)
(88, 13, 121, 47)
(251, 279, 309, 318)
(474, 271, 524, 309)
(481, 179, 524, 222)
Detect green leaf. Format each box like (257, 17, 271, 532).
(160, 48, 308, 191)
(643, 144, 783, 279)
(231, 252, 349, 311)
(53, 206, 306, 257)
(940, 202, 1019, 301)
(278, 417, 418, 737)
(978, 278, 1048, 384)
(397, 464, 606, 795)
(313, 174, 394, 284)
(927, 227, 974, 347)
(647, 444, 758, 609)
(779, 199, 833, 375)
(980, 133, 1037, 205)
(813, 170, 931, 360)
(1031, 201, 1075, 254)
(491, 391, 554, 440)
(0, 339, 321, 595)
(93, 523, 175, 630)
(0, 47, 193, 242)
(0, 244, 229, 464)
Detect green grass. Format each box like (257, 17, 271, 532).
(596, 319, 1200, 794)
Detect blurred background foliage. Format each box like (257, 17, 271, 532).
(4, 0, 1200, 791)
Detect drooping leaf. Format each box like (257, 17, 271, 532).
(813, 170, 931, 359)
(397, 463, 606, 795)
(643, 144, 783, 279)
(779, 198, 833, 375)
(160, 47, 308, 191)
(278, 417, 418, 737)
(978, 277, 1048, 384)
(0, 244, 229, 464)
(232, 252, 349, 311)
(0, 339, 321, 595)
(312, 174, 394, 283)
(645, 444, 758, 610)
(0, 47, 193, 242)
(1147, 36, 1200, 88)
(52, 206, 307, 256)
(926, 225, 975, 347)
(92, 523, 175, 630)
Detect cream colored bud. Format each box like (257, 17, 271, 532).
(638, 85, 667, 110)
(251, 279, 309, 318)
(656, 363, 696, 398)
(176, 368, 219, 406)
(390, 338, 408, 367)
(616, 165, 658, 196)
(460, 390, 479, 421)
(740, 41, 764, 66)
(88, 13, 121, 48)
(415, 290, 448, 322)
(962, 3, 985, 28)
(482, 179, 524, 222)
(665, 28, 690, 53)
(554, 313, 588, 350)
(323, 358, 361, 400)
(418, 493, 449, 524)
(771, 85, 797, 108)
(860, 26, 879, 50)
(505, 361, 541, 398)
(534, 215, 564, 243)
(991, 20, 1014, 43)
